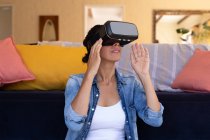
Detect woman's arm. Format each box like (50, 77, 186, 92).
(130, 43, 160, 111)
(138, 74, 160, 111)
(71, 39, 102, 115)
(133, 78, 163, 127)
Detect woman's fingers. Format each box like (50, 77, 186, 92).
(95, 39, 103, 54)
(87, 39, 102, 76)
(90, 38, 102, 55)
(132, 43, 139, 59)
(144, 48, 149, 58)
(136, 44, 141, 57)
(130, 50, 136, 63)
(131, 43, 149, 62)
(139, 44, 145, 57)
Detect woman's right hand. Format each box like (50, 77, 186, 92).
(71, 39, 102, 115)
(86, 38, 103, 78)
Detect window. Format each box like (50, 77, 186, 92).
(0, 5, 12, 40)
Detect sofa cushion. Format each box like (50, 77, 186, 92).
(2, 45, 87, 90)
(0, 37, 35, 86)
(171, 49, 210, 92)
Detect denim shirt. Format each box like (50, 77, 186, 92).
(64, 70, 164, 140)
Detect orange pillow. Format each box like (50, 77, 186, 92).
(0, 37, 35, 85)
(3, 45, 87, 90)
(171, 49, 210, 92)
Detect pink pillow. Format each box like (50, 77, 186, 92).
(0, 37, 35, 85)
(171, 49, 210, 92)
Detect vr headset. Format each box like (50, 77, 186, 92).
(87, 21, 138, 47)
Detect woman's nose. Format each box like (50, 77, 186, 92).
(112, 43, 121, 47)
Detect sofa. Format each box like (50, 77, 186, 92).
(1, 37, 210, 140)
(1, 91, 210, 140)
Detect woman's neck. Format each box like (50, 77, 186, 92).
(97, 62, 116, 85)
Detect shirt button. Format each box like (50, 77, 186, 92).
(96, 94, 99, 97)
(128, 136, 131, 139)
(91, 108, 95, 111)
(88, 122, 91, 125)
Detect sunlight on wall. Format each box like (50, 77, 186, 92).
(84, 5, 123, 37)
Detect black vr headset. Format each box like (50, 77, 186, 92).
(87, 21, 138, 47)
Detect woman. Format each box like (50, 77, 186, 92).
(64, 25, 164, 140)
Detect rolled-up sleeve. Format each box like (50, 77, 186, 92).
(65, 105, 86, 123)
(64, 76, 87, 131)
(134, 78, 164, 127)
(147, 103, 164, 118)
(144, 103, 164, 127)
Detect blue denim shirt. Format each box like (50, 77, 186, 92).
(64, 70, 164, 140)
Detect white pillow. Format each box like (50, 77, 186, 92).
(38, 41, 83, 47)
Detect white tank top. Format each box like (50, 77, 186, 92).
(86, 101, 125, 140)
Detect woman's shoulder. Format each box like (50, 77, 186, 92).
(116, 70, 136, 80)
(116, 70, 141, 86)
(70, 73, 85, 79)
(66, 73, 85, 85)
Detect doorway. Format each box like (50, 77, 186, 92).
(0, 5, 12, 40)
(84, 5, 124, 36)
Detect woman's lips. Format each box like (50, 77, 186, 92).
(111, 50, 120, 53)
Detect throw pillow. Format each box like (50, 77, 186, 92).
(171, 49, 210, 92)
(3, 45, 87, 90)
(0, 37, 35, 85)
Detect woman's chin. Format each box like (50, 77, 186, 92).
(111, 57, 121, 62)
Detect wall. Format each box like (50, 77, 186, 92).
(1, 0, 210, 44)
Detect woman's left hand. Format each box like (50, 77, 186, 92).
(130, 43, 150, 79)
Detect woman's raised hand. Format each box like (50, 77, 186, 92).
(86, 38, 103, 78)
(130, 43, 150, 79)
